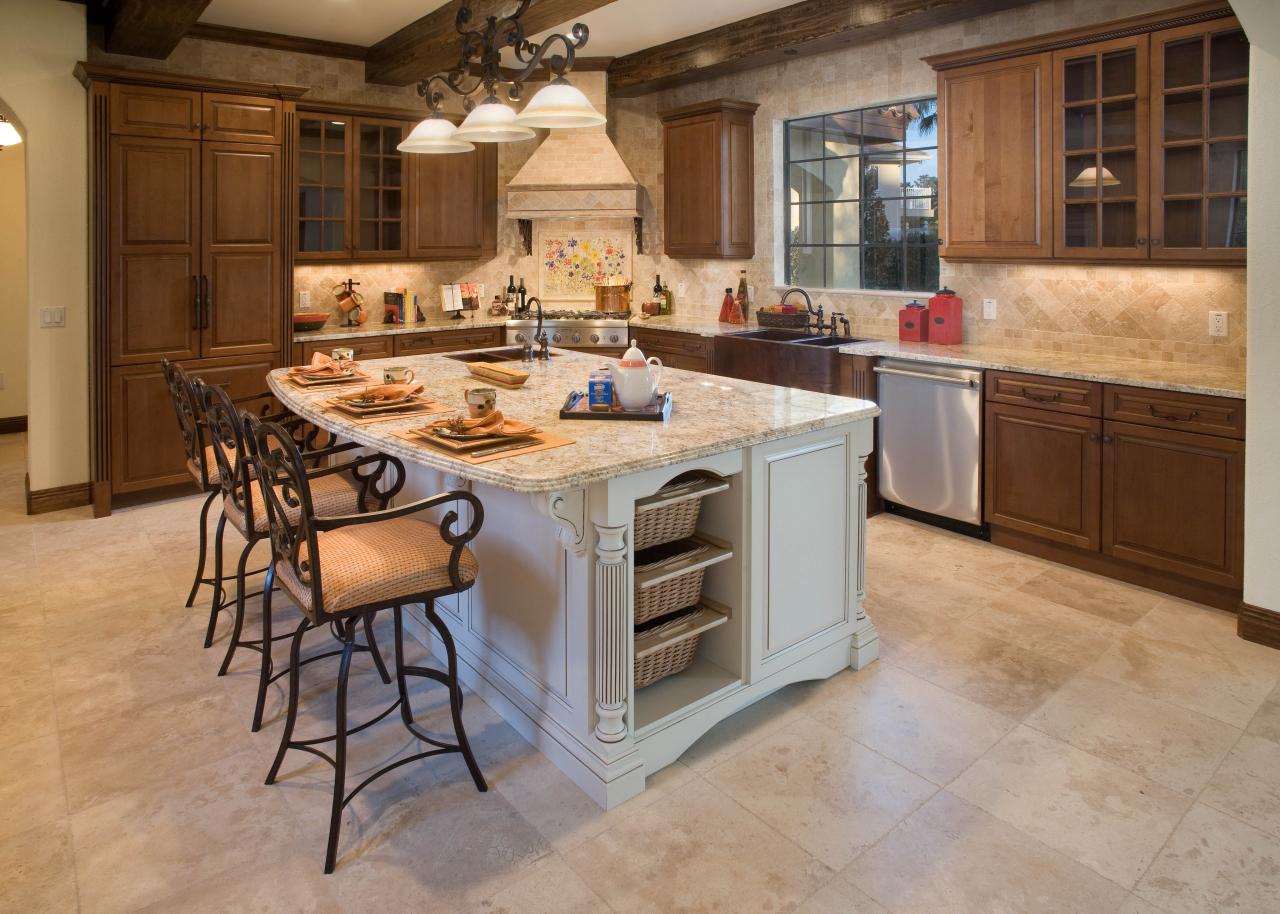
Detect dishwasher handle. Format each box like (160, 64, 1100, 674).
(873, 364, 979, 388)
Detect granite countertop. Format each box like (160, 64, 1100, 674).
(268, 348, 878, 494)
(839, 339, 1246, 399)
(294, 314, 509, 343)
(628, 314, 748, 337)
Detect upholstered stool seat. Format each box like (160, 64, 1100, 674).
(224, 473, 361, 536)
(190, 443, 255, 489)
(277, 517, 479, 615)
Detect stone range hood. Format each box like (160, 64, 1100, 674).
(505, 71, 641, 221)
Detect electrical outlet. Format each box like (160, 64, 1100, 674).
(1209, 311, 1228, 338)
(40, 307, 65, 328)
(982, 298, 997, 320)
(677, 282, 687, 297)
(297, 290, 312, 310)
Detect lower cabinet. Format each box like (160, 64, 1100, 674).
(395, 326, 501, 356)
(984, 402, 1102, 550)
(295, 334, 392, 364)
(633, 329, 715, 373)
(984, 371, 1245, 595)
(110, 354, 278, 494)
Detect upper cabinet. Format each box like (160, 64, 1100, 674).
(109, 84, 281, 144)
(294, 107, 496, 263)
(928, 7, 1247, 264)
(938, 54, 1052, 260)
(661, 99, 759, 259)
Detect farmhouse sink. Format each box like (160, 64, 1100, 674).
(715, 330, 874, 394)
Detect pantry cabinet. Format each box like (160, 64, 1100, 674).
(928, 6, 1246, 263)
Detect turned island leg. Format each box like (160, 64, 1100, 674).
(850, 452, 879, 669)
(593, 522, 629, 743)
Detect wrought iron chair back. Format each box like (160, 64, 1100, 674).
(197, 380, 258, 526)
(161, 358, 210, 490)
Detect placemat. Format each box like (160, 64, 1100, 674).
(282, 371, 371, 391)
(393, 429, 574, 463)
(319, 399, 452, 425)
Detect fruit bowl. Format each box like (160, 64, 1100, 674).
(293, 312, 329, 332)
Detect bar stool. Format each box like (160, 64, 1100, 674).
(198, 381, 402, 731)
(246, 414, 487, 874)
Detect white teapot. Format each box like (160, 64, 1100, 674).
(610, 339, 663, 410)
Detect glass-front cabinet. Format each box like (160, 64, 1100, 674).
(296, 114, 350, 261)
(1151, 20, 1248, 261)
(354, 118, 408, 259)
(1053, 37, 1149, 259)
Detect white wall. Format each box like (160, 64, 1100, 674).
(0, 0, 87, 488)
(0, 138, 28, 421)
(1232, 0, 1280, 614)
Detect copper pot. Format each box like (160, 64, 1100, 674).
(593, 283, 632, 313)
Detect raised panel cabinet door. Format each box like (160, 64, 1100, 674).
(110, 355, 277, 494)
(109, 135, 201, 364)
(984, 401, 1102, 549)
(1101, 419, 1244, 587)
(201, 143, 282, 357)
(724, 114, 755, 258)
(663, 115, 721, 257)
(937, 53, 1052, 259)
(201, 93, 282, 145)
(108, 83, 201, 139)
(408, 144, 496, 259)
(298, 335, 391, 363)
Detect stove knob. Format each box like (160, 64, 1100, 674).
(514, 332, 526, 343)
(552, 332, 564, 344)
(571, 332, 582, 344)
(608, 333, 620, 343)
(590, 333, 600, 344)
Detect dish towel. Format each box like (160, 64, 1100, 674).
(338, 383, 425, 403)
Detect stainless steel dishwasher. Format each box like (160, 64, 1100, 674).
(875, 359, 983, 525)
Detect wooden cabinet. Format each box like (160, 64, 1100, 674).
(394, 326, 501, 356)
(108, 83, 280, 143)
(408, 144, 497, 260)
(295, 107, 496, 263)
(633, 329, 715, 373)
(937, 54, 1052, 260)
(110, 355, 277, 494)
(297, 334, 392, 364)
(201, 93, 282, 144)
(1102, 419, 1243, 587)
(984, 369, 1246, 600)
(985, 401, 1102, 549)
(660, 99, 758, 259)
(929, 8, 1246, 263)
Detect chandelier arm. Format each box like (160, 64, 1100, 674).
(510, 24, 589, 84)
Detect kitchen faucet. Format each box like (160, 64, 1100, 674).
(522, 296, 550, 362)
(784, 286, 833, 335)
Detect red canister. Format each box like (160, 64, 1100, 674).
(898, 300, 929, 342)
(927, 287, 964, 345)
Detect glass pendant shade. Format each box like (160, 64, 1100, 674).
(514, 77, 606, 129)
(0, 117, 22, 147)
(397, 113, 475, 154)
(1070, 165, 1121, 187)
(455, 96, 536, 143)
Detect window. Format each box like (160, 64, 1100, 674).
(785, 99, 940, 292)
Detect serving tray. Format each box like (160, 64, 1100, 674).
(560, 391, 672, 421)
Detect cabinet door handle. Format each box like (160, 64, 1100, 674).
(192, 276, 201, 330)
(1102, 434, 1114, 444)
(1138, 237, 1148, 245)
(1088, 432, 1100, 442)
(202, 276, 211, 330)
(1149, 405, 1199, 422)
(1151, 239, 1162, 246)
(1020, 387, 1062, 403)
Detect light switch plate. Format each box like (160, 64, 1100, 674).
(1209, 311, 1228, 338)
(40, 307, 66, 328)
(982, 298, 997, 320)
(677, 282, 687, 297)
(298, 290, 311, 310)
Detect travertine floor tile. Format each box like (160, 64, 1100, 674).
(1026, 672, 1241, 796)
(0, 735, 67, 841)
(897, 627, 1078, 718)
(564, 778, 832, 913)
(1016, 564, 1162, 626)
(0, 820, 79, 914)
(1087, 631, 1278, 727)
(807, 663, 1016, 784)
(460, 852, 609, 914)
(1135, 600, 1280, 673)
(1136, 803, 1280, 914)
(1246, 681, 1280, 743)
(798, 875, 889, 914)
(949, 725, 1190, 887)
(706, 716, 936, 870)
(133, 858, 341, 914)
(1199, 733, 1280, 839)
(677, 686, 808, 773)
(845, 791, 1130, 914)
(969, 590, 1129, 667)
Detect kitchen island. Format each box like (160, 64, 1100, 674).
(269, 348, 879, 807)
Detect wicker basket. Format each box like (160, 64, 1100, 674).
(634, 605, 726, 689)
(634, 539, 711, 625)
(756, 308, 809, 329)
(633, 471, 730, 551)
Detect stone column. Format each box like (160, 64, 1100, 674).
(593, 522, 629, 743)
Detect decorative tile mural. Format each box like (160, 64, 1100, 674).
(536, 221, 633, 302)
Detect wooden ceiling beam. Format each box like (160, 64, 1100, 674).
(366, 0, 615, 87)
(104, 0, 213, 59)
(608, 0, 1040, 98)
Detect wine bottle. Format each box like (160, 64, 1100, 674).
(661, 281, 673, 315)
(517, 276, 527, 312)
(653, 274, 662, 299)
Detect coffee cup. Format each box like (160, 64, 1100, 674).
(466, 387, 498, 418)
(331, 347, 355, 363)
(382, 366, 415, 384)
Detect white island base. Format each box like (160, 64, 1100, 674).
(397, 421, 877, 809)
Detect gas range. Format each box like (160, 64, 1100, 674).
(505, 310, 632, 349)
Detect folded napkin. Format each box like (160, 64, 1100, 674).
(338, 382, 424, 403)
(426, 411, 537, 437)
(289, 352, 358, 377)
